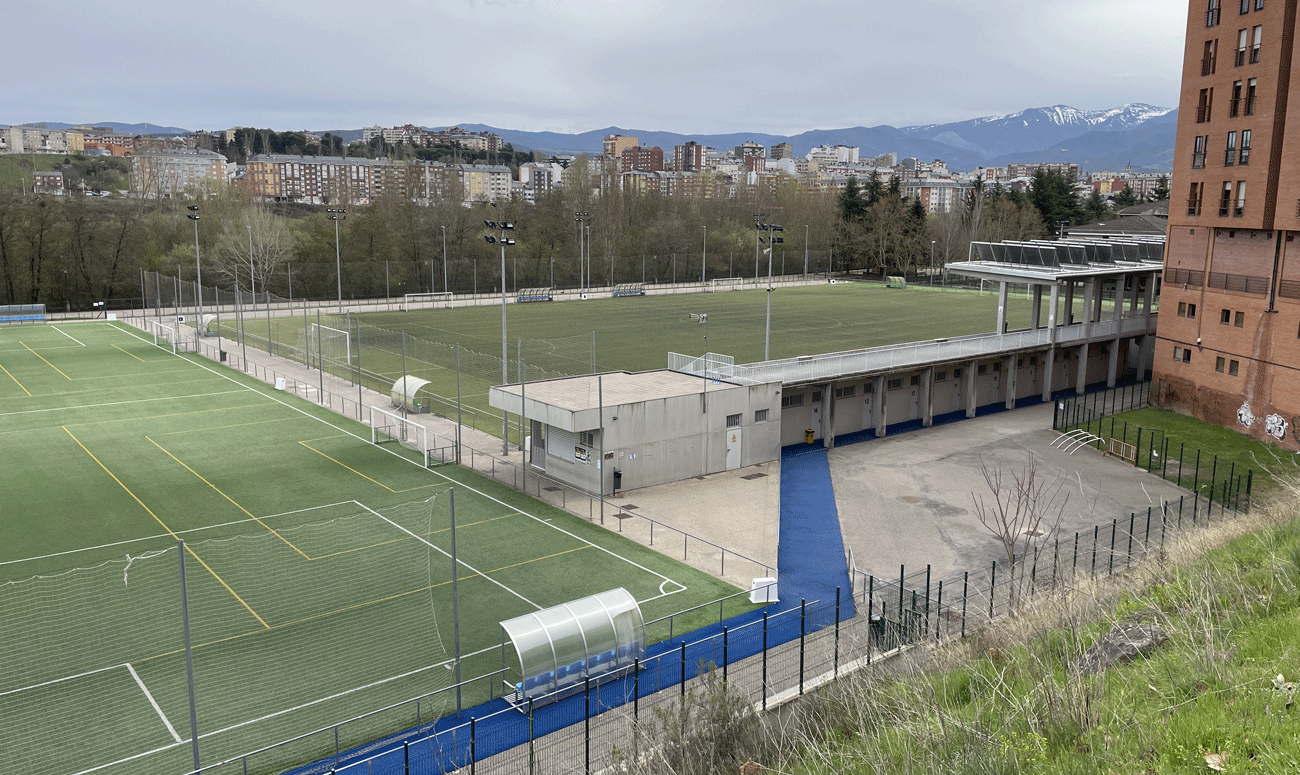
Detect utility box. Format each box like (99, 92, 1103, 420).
(612, 468, 622, 492)
(804, 429, 815, 444)
(750, 577, 778, 604)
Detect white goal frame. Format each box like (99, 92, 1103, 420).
(147, 320, 178, 354)
(371, 404, 429, 460)
(708, 277, 745, 293)
(404, 292, 454, 310)
(307, 323, 351, 367)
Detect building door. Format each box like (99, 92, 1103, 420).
(725, 428, 742, 470)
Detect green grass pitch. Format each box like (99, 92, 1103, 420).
(0, 322, 750, 775)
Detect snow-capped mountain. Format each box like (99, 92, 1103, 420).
(899, 104, 1175, 159)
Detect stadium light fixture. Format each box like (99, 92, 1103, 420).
(327, 208, 347, 312)
(186, 206, 203, 330)
(486, 219, 517, 454)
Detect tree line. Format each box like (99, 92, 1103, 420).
(0, 163, 1137, 311)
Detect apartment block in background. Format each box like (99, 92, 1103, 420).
(1154, 0, 1300, 450)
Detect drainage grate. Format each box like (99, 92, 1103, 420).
(620, 504, 639, 511)
(740, 473, 768, 480)
(543, 486, 561, 492)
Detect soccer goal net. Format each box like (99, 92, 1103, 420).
(147, 320, 178, 354)
(403, 292, 454, 310)
(708, 277, 745, 293)
(306, 323, 351, 369)
(370, 405, 452, 466)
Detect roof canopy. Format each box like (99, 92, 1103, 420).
(500, 587, 644, 700)
(390, 376, 430, 412)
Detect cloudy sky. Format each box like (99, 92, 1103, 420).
(6, 0, 1188, 135)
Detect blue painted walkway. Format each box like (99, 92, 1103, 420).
(776, 446, 855, 618)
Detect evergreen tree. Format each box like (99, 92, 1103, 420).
(1149, 176, 1170, 202)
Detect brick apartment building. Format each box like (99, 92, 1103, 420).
(1154, 0, 1300, 450)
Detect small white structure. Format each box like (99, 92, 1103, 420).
(390, 375, 430, 413)
(489, 370, 783, 494)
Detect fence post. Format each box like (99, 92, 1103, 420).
(528, 697, 535, 775)
(403, 741, 409, 775)
(1108, 519, 1117, 575)
(935, 581, 943, 642)
(1073, 531, 1079, 577)
(867, 575, 874, 610)
(1162, 437, 1170, 479)
(469, 717, 476, 775)
(1127, 513, 1136, 568)
(1052, 539, 1059, 587)
(799, 599, 807, 695)
(898, 564, 905, 622)
(923, 565, 932, 636)
(585, 677, 591, 775)
(633, 657, 640, 722)
(761, 610, 769, 711)
(834, 588, 842, 678)
(722, 626, 729, 683)
(1208, 455, 1218, 514)
(680, 642, 687, 699)
(961, 571, 968, 637)
(988, 560, 996, 619)
(1245, 470, 1253, 510)
(1193, 449, 1201, 495)
(1135, 427, 1143, 469)
(1091, 525, 1099, 575)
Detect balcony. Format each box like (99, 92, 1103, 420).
(1236, 48, 1247, 66)
(1197, 105, 1213, 122)
(1202, 55, 1217, 75)
(1233, 204, 1245, 217)
(1239, 148, 1250, 165)
(1192, 152, 1207, 168)
(1224, 149, 1236, 166)
(1187, 197, 1203, 216)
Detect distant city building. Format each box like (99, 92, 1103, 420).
(33, 170, 64, 195)
(621, 145, 664, 173)
(1006, 162, 1080, 180)
(131, 149, 228, 198)
(770, 142, 794, 160)
(903, 179, 972, 214)
(1, 125, 84, 154)
(673, 141, 706, 172)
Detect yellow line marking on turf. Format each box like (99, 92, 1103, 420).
(0, 359, 31, 396)
(309, 511, 520, 560)
(112, 343, 146, 362)
(146, 435, 312, 561)
(298, 441, 445, 494)
(20, 342, 72, 380)
(62, 426, 269, 629)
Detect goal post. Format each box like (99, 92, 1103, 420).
(370, 405, 429, 462)
(147, 320, 178, 354)
(708, 277, 744, 293)
(306, 323, 351, 368)
(403, 292, 454, 310)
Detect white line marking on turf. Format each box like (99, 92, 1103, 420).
(114, 323, 691, 601)
(125, 663, 182, 743)
(51, 327, 86, 346)
(0, 390, 248, 419)
(354, 500, 543, 610)
(0, 662, 123, 698)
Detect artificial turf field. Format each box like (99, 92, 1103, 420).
(0, 322, 748, 775)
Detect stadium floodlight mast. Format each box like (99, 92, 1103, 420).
(575, 211, 589, 292)
(186, 206, 203, 331)
(756, 221, 784, 360)
(247, 224, 256, 311)
(701, 225, 707, 284)
(327, 208, 346, 312)
(441, 225, 448, 294)
(485, 219, 516, 454)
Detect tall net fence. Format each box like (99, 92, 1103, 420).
(0, 497, 453, 775)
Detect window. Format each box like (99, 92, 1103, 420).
(935, 370, 948, 382)
(1220, 181, 1233, 216)
(953, 368, 963, 379)
(1203, 39, 1219, 74)
(1225, 131, 1237, 165)
(1216, 356, 1226, 372)
(993, 361, 1002, 372)
(887, 378, 904, 390)
(1256, 0, 1264, 9)
(754, 409, 769, 423)
(1193, 135, 1208, 168)
(1240, 0, 1249, 12)
(1235, 310, 1245, 327)
(977, 364, 988, 375)
(1198, 88, 1215, 122)
(811, 391, 822, 402)
(1174, 346, 1193, 363)
(1252, 25, 1262, 62)
(1221, 308, 1232, 324)
(579, 430, 595, 447)
(1178, 301, 1198, 318)
(781, 393, 804, 408)
(834, 385, 855, 398)
(909, 375, 921, 386)
(1246, 78, 1257, 114)
(1208, 0, 1221, 26)
(1230, 80, 1242, 115)
(1189, 181, 1204, 215)
(1229, 359, 1240, 375)
(1236, 28, 1249, 64)
(725, 413, 741, 428)
(1235, 181, 1247, 216)
(1239, 129, 1251, 164)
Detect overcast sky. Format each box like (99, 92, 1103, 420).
(5, 0, 1188, 135)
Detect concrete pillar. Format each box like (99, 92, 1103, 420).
(1107, 338, 1121, 387)
(1064, 281, 1076, 324)
(874, 375, 887, 438)
(996, 281, 1009, 333)
(822, 383, 835, 449)
(1128, 272, 1141, 317)
(965, 359, 978, 418)
(1047, 284, 1061, 344)
(1142, 271, 1156, 316)
(1076, 343, 1089, 394)
(1081, 279, 1096, 339)
(1041, 347, 1056, 402)
(921, 366, 934, 427)
(1030, 285, 1043, 329)
(1112, 279, 1123, 322)
(1004, 355, 1018, 409)
(1094, 276, 1105, 322)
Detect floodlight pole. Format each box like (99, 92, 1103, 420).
(575, 212, 589, 293)
(247, 224, 256, 311)
(450, 489, 462, 715)
(328, 208, 346, 312)
(804, 224, 809, 279)
(441, 225, 449, 294)
(177, 539, 200, 773)
(930, 240, 936, 287)
(485, 220, 516, 455)
(187, 206, 202, 338)
(760, 222, 782, 361)
(702, 225, 707, 284)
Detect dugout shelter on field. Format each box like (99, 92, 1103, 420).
(489, 369, 782, 494)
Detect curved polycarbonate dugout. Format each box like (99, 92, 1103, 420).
(389, 375, 430, 412)
(500, 588, 645, 701)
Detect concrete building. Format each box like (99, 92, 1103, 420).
(33, 171, 64, 195)
(903, 179, 972, 214)
(1153, 0, 1300, 450)
(603, 134, 638, 166)
(490, 370, 783, 494)
(1, 125, 84, 155)
(130, 149, 228, 198)
(673, 141, 706, 172)
(620, 145, 664, 173)
(770, 142, 794, 160)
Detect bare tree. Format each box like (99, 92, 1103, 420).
(211, 207, 295, 296)
(972, 456, 1069, 608)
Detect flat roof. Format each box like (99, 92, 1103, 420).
(493, 370, 727, 412)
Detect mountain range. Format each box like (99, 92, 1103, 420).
(26, 104, 1178, 173)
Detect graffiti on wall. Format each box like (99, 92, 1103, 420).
(1264, 413, 1288, 441)
(1237, 402, 1255, 428)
